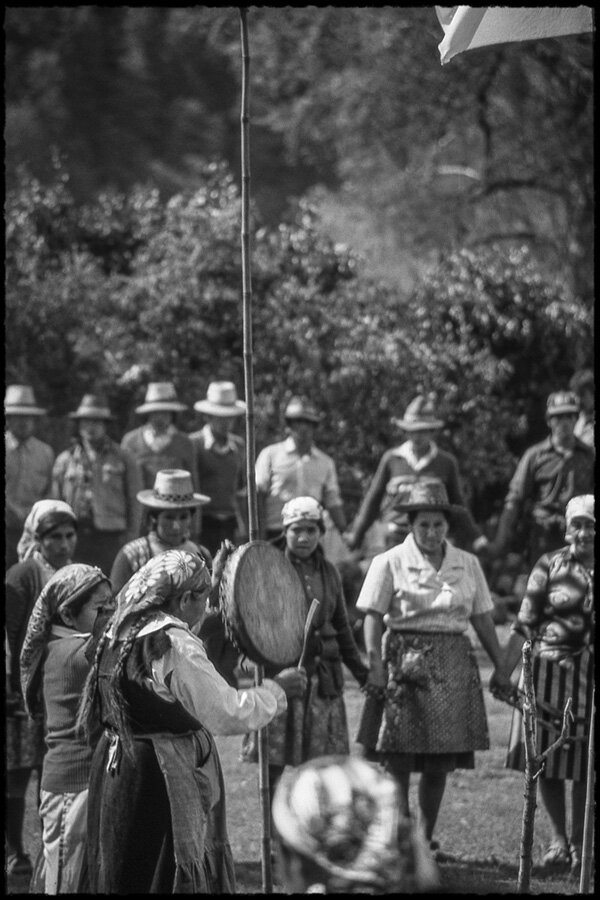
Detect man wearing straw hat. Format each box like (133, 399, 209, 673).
(255, 396, 348, 546)
(346, 395, 487, 557)
(5, 385, 55, 569)
(190, 381, 248, 556)
(121, 381, 198, 491)
(51, 394, 142, 573)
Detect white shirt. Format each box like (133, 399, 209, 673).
(356, 533, 493, 633)
(132, 614, 287, 734)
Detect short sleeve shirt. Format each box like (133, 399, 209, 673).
(356, 533, 493, 633)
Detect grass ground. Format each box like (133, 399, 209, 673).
(7, 624, 594, 894)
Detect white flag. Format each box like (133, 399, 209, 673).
(436, 6, 594, 65)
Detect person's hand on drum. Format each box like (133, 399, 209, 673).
(274, 666, 308, 699)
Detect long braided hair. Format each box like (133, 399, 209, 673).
(77, 549, 211, 759)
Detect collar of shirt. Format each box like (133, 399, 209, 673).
(392, 440, 438, 471)
(284, 435, 315, 458)
(202, 423, 237, 454)
(50, 623, 91, 639)
(6, 432, 21, 452)
(142, 423, 177, 452)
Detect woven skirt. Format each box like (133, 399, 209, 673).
(357, 631, 489, 761)
(506, 646, 593, 781)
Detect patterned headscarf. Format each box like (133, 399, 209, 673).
(109, 549, 212, 647)
(20, 563, 110, 716)
(17, 499, 77, 562)
(272, 755, 435, 892)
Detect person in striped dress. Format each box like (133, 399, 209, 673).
(495, 494, 594, 877)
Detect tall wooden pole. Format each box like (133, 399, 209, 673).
(579, 685, 595, 893)
(239, 8, 273, 893)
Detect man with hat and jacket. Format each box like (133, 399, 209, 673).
(346, 395, 487, 556)
(5, 385, 55, 569)
(255, 396, 348, 543)
(51, 394, 142, 573)
(490, 390, 595, 567)
(190, 381, 248, 556)
(121, 382, 198, 491)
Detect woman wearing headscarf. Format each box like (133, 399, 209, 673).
(20, 564, 113, 893)
(272, 754, 440, 893)
(5, 499, 78, 878)
(79, 549, 306, 894)
(244, 497, 369, 801)
(355, 481, 509, 855)
(493, 494, 595, 877)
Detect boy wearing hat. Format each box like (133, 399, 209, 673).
(190, 381, 248, 555)
(5, 385, 55, 569)
(255, 396, 348, 543)
(121, 382, 198, 491)
(346, 395, 487, 557)
(51, 395, 142, 573)
(490, 391, 595, 566)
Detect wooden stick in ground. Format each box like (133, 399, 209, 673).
(238, 8, 272, 893)
(579, 684, 595, 894)
(517, 641, 574, 893)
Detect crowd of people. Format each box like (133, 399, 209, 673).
(4, 374, 595, 892)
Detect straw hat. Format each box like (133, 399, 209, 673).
(5, 384, 47, 416)
(135, 382, 187, 415)
(545, 391, 580, 417)
(284, 397, 321, 424)
(69, 394, 113, 420)
(395, 481, 462, 520)
(392, 395, 444, 432)
(194, 381, 246, 417)
(137, 469, 210, 509)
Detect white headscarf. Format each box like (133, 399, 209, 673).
(17, 499, 77, 562)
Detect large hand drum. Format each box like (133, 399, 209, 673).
(218, 541, 306, 667)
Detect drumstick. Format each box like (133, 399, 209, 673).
(298, 598, 320, 670)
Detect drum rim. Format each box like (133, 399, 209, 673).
(219, 540, 306, 667)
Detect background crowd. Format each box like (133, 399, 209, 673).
(5, 370, 594, 892)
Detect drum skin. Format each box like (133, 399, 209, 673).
(218, 541, 306, 667)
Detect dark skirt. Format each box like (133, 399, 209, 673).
(357, 631, 489, 771)
(87, 731, 235, 894)
(506, 646, 593, 781)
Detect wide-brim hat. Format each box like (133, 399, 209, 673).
(69, 394, 114, 420)
(545, 391, 580, 417)
(135, 381, 187, 415)
(394, 481, 462, 520)
(392, 395, 444, 432)
(284, 397, 321, 424)
(194, 381, 246, 417)
(5, 384, 47, 416)
(137, 468, 211, 509)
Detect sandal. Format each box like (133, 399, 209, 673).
(540, 841, 571, 870)
(569, 843, 582, 878)
(6, 852, 32, 877)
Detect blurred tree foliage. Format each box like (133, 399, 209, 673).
(5, 7, 593, 304)
(6, 164, 592, 520)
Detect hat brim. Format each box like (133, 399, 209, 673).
(69, 410, 114, 420)
(546, 406, 579, 416)
(396, 502, 463, 521)
(5, 406, 47, 416)
(392, 418, 444, 431)
(137, 490, 211, 509)
(135, 402, 188, 415)
(285, 414, 321, 424)
(194, 400, 246, 416)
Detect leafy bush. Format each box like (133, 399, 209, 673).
(5, 164, 592, 522)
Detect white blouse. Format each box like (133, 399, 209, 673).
(127, 613, 287, 735)
(356, 534, 493, 633)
